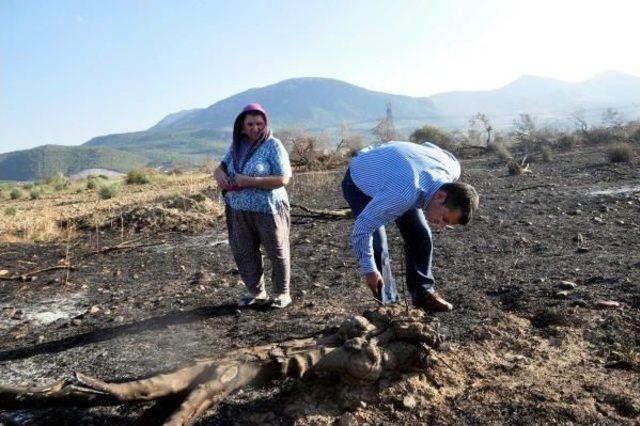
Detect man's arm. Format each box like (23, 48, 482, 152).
(350, 193, 415, 294)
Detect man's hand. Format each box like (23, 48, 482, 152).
(364, 271, 383, 300)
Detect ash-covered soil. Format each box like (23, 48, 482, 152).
(1, 147, 639, 425)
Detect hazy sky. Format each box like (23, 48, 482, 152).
(1, 0, 639, 153)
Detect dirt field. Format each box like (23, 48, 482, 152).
(1, 146, 639, 425)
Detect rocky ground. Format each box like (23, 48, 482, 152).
(0, 146, 639, 425)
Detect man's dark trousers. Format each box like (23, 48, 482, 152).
(341, 169, 436, 303)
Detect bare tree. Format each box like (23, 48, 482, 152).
(513, 114, 536, 140)
(469, 113, 493, 146)
(601, 108, 624, 128)
(569, 109, 589, 135)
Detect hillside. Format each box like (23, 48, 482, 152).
(0, 145, 148, 181)
(84, 128, 229, 167)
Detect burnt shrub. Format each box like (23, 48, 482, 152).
(488, 141, 513, 161)
(540, 145, 554, 162)
(585, 127, 625, 145)
(555, 133, 580, 151)
(607, 144, 633, 163)
(630, 126, 640, 144)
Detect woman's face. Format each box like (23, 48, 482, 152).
(242, 113, 266, 143)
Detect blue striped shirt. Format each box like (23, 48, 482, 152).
(349, 141, 461, 273)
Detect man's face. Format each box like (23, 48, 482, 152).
(425, 193, 462, 228)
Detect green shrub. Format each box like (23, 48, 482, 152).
(126, 168, 158, 185)
(409, 125, 457, 152)
(42, 172, 69, 191)
(4, 206, 17, 216)
(10, 188, 22, 200)
(98, 174, 109, 180)
(607, 144, 633, 163)
(98, 182, 121, 199)
(86, 176, 106, 189)
(29, 188, 43, 199)
(540, 146, 553, 162)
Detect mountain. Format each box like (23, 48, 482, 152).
(429, 70, 640, 127)
(2, 72, 640, 181)
(147, 78, 438, 131)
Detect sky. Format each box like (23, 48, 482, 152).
(1, 0, 640, 153)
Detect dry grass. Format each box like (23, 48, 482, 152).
(289, 169, 344, 203)
(0, 172, 219, 243)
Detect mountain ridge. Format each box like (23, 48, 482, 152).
(3, 71, 639, 181)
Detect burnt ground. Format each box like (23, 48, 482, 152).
(1, 146, 639, 425)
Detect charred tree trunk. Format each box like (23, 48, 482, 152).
(0, 306, 442, 425)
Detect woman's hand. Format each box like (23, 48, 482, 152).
(234, 173, 255, 188)
(213, 165, 232, 190)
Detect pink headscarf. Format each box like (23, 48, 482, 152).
(231, 103, 271, 170)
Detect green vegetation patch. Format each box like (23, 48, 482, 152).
(10, 188, 23, 200)
(126, 168, 161, 185)
(97, 182, 121, 199)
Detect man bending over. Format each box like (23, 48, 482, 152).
(342, 141, 479, 312)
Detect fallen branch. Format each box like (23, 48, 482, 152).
(0, 265, 75, 282)
(291, 203, 352, 219)
(0, 306, 441, 425)
(81, 242, 164, 258)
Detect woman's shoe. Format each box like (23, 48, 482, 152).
(271, 293, 292, 309)
(238, 289, 269, 307)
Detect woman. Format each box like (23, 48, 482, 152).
(214, 103, 292, 308)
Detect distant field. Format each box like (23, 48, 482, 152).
(0, 171, 222, 243)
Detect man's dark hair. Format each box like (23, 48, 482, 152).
(440, 182, 479, 225)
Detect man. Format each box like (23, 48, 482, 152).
(342, 141, 479, 312)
